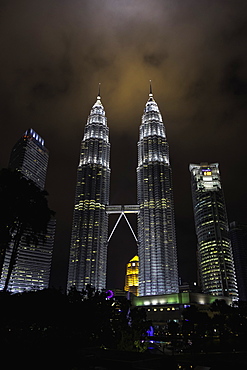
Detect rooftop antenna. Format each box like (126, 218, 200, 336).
(98, 82, 101, 98)
(149, 80, 154, 100)
(149, 80, 153, 95)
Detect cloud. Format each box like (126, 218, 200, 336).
(0, 0, 247, 288)
(30, 59, 73, 100)
(221, 59, 247, 97)
(143, 52, 168, 67)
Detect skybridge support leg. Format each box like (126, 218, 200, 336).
(123, 212, 138, 242)
(107, 213, 123, 243)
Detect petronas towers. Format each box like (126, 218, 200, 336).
(67, 94, 110, 291)
(67, 87, 179, 296)
(137, 90, 178, 295)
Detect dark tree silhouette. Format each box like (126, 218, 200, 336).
(0, 168, 54, 291)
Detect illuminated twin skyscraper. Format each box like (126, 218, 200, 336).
(67, 93, 111, 291)
(67, 88, 179, 295)
(137, 90, 178, 295)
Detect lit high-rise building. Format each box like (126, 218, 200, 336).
(189, 163, 238, 299)
(124, 255, 139, 296)
(9, 128, 48, 190)
(0, 129, 55, 293)
(229, 221, 247, 301)
(137, 87, 179, 296)
(67, 92, 110, 292)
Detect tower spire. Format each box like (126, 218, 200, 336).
(93, 83, 103, 108)
(98, 82, 101, 98)
(149, 80, 154, 101)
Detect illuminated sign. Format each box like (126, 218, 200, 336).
(105, 290, 114, 299)
(202, 169, 212, 176)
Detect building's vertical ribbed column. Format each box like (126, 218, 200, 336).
(230, 222, 247, 301)
(189, 163, 238, 300)
(67, 94, 110, 292)
(137, 90, 178, 296)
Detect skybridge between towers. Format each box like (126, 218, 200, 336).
(106, 205, 139, 243)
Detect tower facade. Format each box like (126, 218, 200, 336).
(0, 129, 55, 292)
(67, 94, 110, 292)
(229, 221, 247, 301)
(189, 163, 238, 299)
(9, 128, 48, 190)
(137, 90, 179, 296)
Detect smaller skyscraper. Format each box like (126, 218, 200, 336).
(230, 222, 247, 301)
(0, 129, 54, 293)
(124, 255, 139, 296)
(9, 128, 49, 190)
(189, 163, 238, 300)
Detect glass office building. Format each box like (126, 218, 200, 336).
(0, 129, 54, 292)
(189, 163, 238, 300)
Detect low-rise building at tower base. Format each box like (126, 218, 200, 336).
(132, 292, 233, 324)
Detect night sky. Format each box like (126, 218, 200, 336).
(0, 0, 246, 291)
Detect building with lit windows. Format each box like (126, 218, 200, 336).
(9, 128, 49, 190)
(189, 163, 238, 300)
(229, 221, 247, 301)
(132, 292, 232, 325)
(137, 87, 179, 296)
(124, 255, 139, 296)
(67, 87, 179, 295)
(0, 129, 55, 293)
(67, 92, 110, 292)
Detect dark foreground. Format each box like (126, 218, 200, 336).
(1, 289, 247, 369)
(77, 349, 247, 370)
(2, 344, 247, 370)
